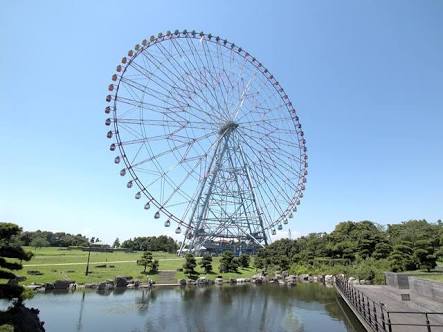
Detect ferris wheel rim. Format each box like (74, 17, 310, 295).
(105, 29, 308, 232)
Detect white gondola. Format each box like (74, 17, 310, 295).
(114, 156, 120, 164)
(277, 224, 283, 230)
(105, 118, 111, 126)
(154, 211, 160, 219)
(109, 144, 116, 151)
(120, 169, 126, 176)
(289, 213, 293, 218)
(293, 207, 297, 212)
(175, 226, 181, 234)
(144, 202, 150, 210)
(271, 229, 276, 235)
(106, 131, 113, 138)
(127, 181, 133, 188)
(283, 219, 288, 225)
(164, 219, 170, 227)
(135, 192, 141, 199)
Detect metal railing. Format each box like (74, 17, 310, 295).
(335, 276, 443, 332)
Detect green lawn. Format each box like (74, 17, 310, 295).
(19, 247, 258, 285)
(400, 262, 443, 283)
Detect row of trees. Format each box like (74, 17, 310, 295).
(182, 252, 251, 278)
(121, 236, 178, 253)
(18, 230, 89, 248)
(254, 219, 443, 274)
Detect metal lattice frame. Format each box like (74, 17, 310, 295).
(104, 29, 308, 253)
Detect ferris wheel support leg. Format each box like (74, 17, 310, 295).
(188, 133, 232, 253)
(238, 145, 269, 246)
(179, 132, 231, 255)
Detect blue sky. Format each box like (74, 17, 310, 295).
(1, 0, 442, 244)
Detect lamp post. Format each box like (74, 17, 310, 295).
(85, 237, 99, 276)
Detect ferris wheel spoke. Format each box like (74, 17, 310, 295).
(237, 132, 301, 198)
(197, 39, 232, 119)
(176, 38, 230, 121)
(243, 134, 297, 190)
(129, 131, 217, 168)
(239, 129, 302, 165)
(154, 41, 227, 123)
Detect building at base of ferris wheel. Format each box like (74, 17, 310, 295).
(178, 240, 262, 256)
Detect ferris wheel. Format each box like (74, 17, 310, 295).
(105, 30, 308, 253)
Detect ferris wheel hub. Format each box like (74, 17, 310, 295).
(218, 120, 239, 135)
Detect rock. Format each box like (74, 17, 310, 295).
(197, 277, 208, 285)
(115, 276, 129, 288)
(44, 283, 54, 290)
(236, 278, 246, 284)
(325, 275, 334, 283)
(278, 280, 286, 286)
(299, 274, 309, 281)
(98, 281, 114, 291)
(179, 279, 187, 286)
(85, 283, 97, 289)
(54, 280, 74, 290)
(214, 277, 223, 285)
(275, 273, 282, 280)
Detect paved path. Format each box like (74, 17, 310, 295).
(354, 284, 443, 332)
(156, 271, 177, 284)
(23, 258, 183, 267)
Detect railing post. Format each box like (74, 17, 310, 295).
(387, 311, 392, 332)
(380, 303, 386, 331)
(425, 313, 431, 332)
(373, 301, 379, 331)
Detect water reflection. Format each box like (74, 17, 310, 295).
(26, 284, 364, 332)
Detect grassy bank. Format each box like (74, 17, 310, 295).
(20, 247, 258, 284)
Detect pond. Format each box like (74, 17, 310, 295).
(24, 284, 364, 332)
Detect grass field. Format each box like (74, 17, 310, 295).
(20, 247, 258, 285)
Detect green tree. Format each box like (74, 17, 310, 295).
(151, 259, 159, 273)
(137, 251, 153, 273)
(219, 251, 238, 273)
(278, 255, 290, 271)
(0, 222, 44, 331)
(414, 240, 437, 272)
(372, 242, 392, 260)
(183, 253, 197, 278)
(199, 256, 213, 273)
(112, 238, 120, 248)
(238, 254, 250, 268)
(389, 241, 415, 271)
(30, 236, 49, 250)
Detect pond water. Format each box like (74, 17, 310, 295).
(24, 284, 364, 332)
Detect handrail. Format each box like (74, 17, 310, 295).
(335, 276, 443, 332)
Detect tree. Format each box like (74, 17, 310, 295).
(219, 251, 238, 273)
(137, 251, 153, 273)
(0, 222, 44, 331)
(414, 240, 437, 272)
(199, 256, 213, 273)
(30, 236, 49, 250)
(389, 242, 415, 272)
(238, 254, 250, 268)
(183, 253, 197, 278)
(278, 255, 290, 271)
(112, 238, 120, 248)
(151, 259, 159, 273)
(372, 242, 391, 260)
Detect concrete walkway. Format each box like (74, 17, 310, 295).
(354, 284, 443, 332)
